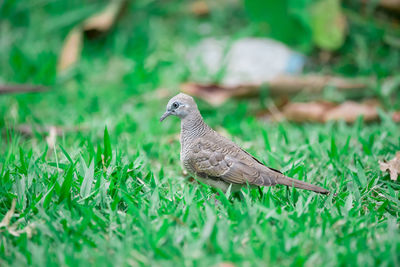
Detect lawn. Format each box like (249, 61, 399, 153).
(1, 1, 400, 266)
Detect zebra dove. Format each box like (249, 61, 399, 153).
(160, 93, 329, 194)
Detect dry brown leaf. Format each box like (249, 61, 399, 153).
(380, 0, 400, 12)
(58, 1, 125, 72)
(83, 0, 125, 32)
(283, 101, 335, 122)
(323, 100, 379, 122)
(58, 27, 82, 71)
(190, 1, 210, 16)
(379, 152, 400, 181)
(281, 100, 379, 123)
(181, 75, 370, 106)
(181, 83, 259, 106)
(0, 199, 16, 228)
(181, 83, 231, 106)
(8, 223, 35, 238)
(0, 199, 35, 238)
(268, 75, 370, 94)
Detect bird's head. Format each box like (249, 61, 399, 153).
(160, 93, 198, 122)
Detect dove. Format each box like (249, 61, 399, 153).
(160, 93, 329, 194)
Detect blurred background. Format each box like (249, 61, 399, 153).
(1, 0, 400, 132)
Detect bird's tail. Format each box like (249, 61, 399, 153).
(276, 175, 329, 195)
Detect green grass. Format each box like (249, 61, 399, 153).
(1, 0, 400, 266)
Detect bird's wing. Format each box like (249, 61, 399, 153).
(239, 148, 282, 174)
(188, 136, 277, 186)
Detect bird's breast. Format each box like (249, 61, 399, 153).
(181, 147, 194, 173)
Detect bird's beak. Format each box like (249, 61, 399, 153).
(160, 111, 171, 122)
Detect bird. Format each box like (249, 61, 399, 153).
(160, 93, 329, 194)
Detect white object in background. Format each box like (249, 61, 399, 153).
(187, 38, 305, 87)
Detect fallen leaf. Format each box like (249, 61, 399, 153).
(83, 0, 125, 32)
(8, 223, 35, 238)
(190, 1, 209, 16)
(323, 100, 379, 122)
(280, 100, 379, 123)
(58, 0, 126, 72)
(379, 152, 400, 180)
(283, 101, 335, 122)
(0, 199, 35, 238)
(0, 199, 16, 228)
(268, 75, 370, 94)
(182, 75, 370, 106)
(181, 83, 258, 106)
(380, 0, 400, 12)
(57, 27, 83, 71)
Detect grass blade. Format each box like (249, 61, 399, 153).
(80, 160, 94, 199)
(104, 126, 112, 164)
(59, 166, 74, 203)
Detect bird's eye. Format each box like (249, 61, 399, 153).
(172, 102, 179, 109)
